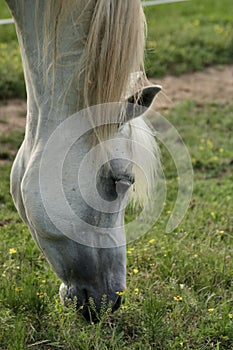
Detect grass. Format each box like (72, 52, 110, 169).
(0, 100, 232, 349)
(0, 0, 233, 348)
(145, 0, 233, 76)
(0, 0, 233, 98)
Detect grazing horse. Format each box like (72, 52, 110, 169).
(7, 0, 160, 321)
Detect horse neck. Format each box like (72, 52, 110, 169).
(12, 1, 93, 143)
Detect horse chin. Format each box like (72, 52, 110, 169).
(59, 283, 122, 323)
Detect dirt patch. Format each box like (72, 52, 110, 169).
(0, 99, 26, 135)
(0, 65, 232, 135)
(152, 64, 233, 109)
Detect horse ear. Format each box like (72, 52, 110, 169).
(126, 85, 161, 121)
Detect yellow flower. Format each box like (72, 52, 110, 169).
(9, 248, 17, 254)
(147, 40, 157, 48)
(180, 342, 184, 347)
(228, 313, 233, 319)
(15, 287, 22, 292)
(208, 308, 214, 313)
(219, 148, 224, 153)
(174, 296, 183, 301)
(116, 290, 126, 296)
(127, 247, 135, 254)
(121, 305, 128, 310)
(134, 288, 139, 295)
(37, 292, 45, 298)
(207, 140, 213, 149)
(133, 268, 139, 274)
(148, 239, 155, 244)
(193, 19, 200, 26)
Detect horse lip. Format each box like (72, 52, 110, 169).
(78, 295, 122, 323)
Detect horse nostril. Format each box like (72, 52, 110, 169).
(112, 295, 122, 312)
(83, 288, 89, 302)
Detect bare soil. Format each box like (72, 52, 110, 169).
(152, 64, 233, 110)
(0, 64, 232, 135)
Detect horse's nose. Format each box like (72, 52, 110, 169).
(60, 284, 123, 322)
(80, 292, 122, 323)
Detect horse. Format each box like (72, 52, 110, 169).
(7, 0, 161, 321)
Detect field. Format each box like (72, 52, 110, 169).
(0, 0, 233, 349)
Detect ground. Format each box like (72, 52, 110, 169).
(152, 64, 233, 109)
(0, 64, 232, 136)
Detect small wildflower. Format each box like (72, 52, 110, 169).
(15, 287, 22, 292)
(134, 288, 139, 295)
(219, 148, 224, 153)
(148, 239, 155, 244)
(193, 19, 200, 26)
(116, 290, 126, 296)
(174, 295, 183, 302)
(194, 254, 198, 258)
(9, 248, 17, 254)
(127, 250, 132, 254)
(166, 210, 171, 214)
(143, 248, 148, 252)
(91, 321, 95, 325)
(37, 292, 45, 298)
(133, 268, 139, 274)
(41, 279, 46, 284)
(219, 230, 225, 235)
(208, 308, 214, 313)
(207, 140, 213, 149)
(214, 25, 225, 34)
(2, 273, 6, 278)
(180, 342, 184, 347)
(228, 313, 233, 319)
(121, 305, 128, 310)
(147, 40, 157, 48)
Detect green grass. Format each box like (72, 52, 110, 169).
(0, 0, 233, 98)
(145, 0, 233, 76)
(0, 100, 232, 349)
